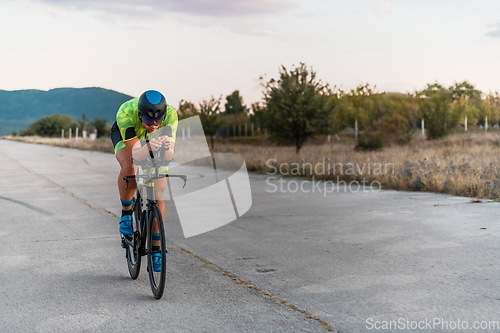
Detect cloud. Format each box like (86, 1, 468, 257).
(374, 2, 391, 16)
(36, 0, 296, 39)
(44, 6, 56, 16)
(162, 0, 292, 17)
(485, 22, 500, 38)
(38, 0, 292, 18)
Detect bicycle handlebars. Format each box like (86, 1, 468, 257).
(123, 174, 187, 189)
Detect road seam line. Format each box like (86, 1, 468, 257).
(174, 246, 336, 332)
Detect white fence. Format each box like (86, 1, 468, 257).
(61, 128, 98, 140)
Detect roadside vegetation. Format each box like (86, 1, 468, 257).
(216, 131, 500, 200)
(15, 113, 109, 138)
(4, 62, 500, 200)
(5, 129, 499, 200)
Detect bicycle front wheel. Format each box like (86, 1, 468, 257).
(126, 193, 142, 279)
(147, 205, 166, 299)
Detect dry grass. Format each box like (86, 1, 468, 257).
(214, 131, 500, 200)
(2, 135, 114, 153)
(3, 131, 499, 199)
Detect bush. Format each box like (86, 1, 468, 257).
(355, 132, 384, 151)
(381, 111, 413, 144)
(23, 114, 76, 137)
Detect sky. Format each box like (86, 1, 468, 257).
(1, 0, 500, 107)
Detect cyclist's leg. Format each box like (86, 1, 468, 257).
(152, 177, 168, 244)
(111, 122, 137, 209)
(115, 145, 137, 235)
(116, 147, 136, 202)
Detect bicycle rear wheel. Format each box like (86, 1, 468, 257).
(147, 205, 166, 299)
(125, 193, 143, 279)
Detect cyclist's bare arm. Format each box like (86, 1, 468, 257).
(126, 137, 175, 162)
(162, 137, 175, 162)
(125, 137, 147, 162)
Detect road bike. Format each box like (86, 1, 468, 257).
(122, 154, 186, 299)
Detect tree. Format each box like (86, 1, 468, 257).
(249, 102, 268, 135)
(22, 114, 76, 137)
(74, 114, 107, 138)
(224, 90, 247, 115)
(379, 93, 419, 144)
(261, 63, 333, 153)
(223, 112, 250, 137)
(448, 81, 482, 108)
(199, 96, 223, 151)
(177, 99, 199, 120)
(449, 81, 482, 126)
(336, 83, 378, 130)
(451, 95, 479, 126)
(483, 92, 500, 124)
(417, 83, 454, 139)
(78, 114, 89, 133)
(90, 117, 108, 138)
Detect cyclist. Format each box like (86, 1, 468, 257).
(110, 90, 178, 271)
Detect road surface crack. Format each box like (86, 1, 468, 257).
(175, 246, 336, 332)
(0, 195, 54, 216)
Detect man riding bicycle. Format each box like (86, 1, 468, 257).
(110, 90, 178, 271)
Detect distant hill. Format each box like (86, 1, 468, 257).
(0, 87, 133, 136)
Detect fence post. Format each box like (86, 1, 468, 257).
(485, 116, 488, 131)
(69, 128, 72, 140)
(464, 116, 468, 132)
(61, 129, 65, 139)
(354, 119, 358, 140)
(421, 119, 425, 138)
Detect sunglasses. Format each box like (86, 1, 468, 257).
(140, 114, 164, 126)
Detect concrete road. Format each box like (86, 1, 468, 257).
(0, 140, 498, 332)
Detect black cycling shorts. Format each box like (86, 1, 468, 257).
(110, 122, 122, 150)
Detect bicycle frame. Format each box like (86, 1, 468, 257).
(122, 171, 186, 251)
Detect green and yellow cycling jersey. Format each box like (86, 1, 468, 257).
(114, 97, 178, 153)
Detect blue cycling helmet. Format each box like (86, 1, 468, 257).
(138, 90, 167, 119)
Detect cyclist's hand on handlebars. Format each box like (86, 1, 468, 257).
(162, 136, 171, 150)
(150, 136, 171, 151)
(155, 136, 171, 150)
(149, 137, 163, 151)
